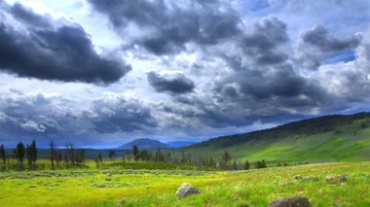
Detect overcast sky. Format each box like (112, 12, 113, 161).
(0, 0, 369, 148)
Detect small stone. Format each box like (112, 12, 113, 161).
(105, 173, 112, 181)
(176, 183, 200, 199)
(269, 197, 310, 207)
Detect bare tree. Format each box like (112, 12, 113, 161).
(50, 141, 57, 169)
(64, 143, 85, 167)
(76, 149, 85, 166)
(65, 143, 76, 167)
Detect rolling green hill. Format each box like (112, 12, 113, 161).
(181, 112, 370, 164)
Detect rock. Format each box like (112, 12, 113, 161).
(338, 175, 347, 183)
(269, 197, 310, 207)
(105, 173, 112, 181)
(325, 176, 335, 184)
(326, 175, 347, 184)
(301, 176, 319, 182)
(176, 183, 200, 199)
(293, 175, 302, 180)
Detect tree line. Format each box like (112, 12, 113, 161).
(0, 141, 87, 171)
(122, 145, 273, 170)
(0, 141, 38, 170)
(0, 141, 288, 171)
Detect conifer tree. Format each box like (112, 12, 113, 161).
(244, 160, 250, 170)
(98, 152, 103, 164)
(108, 150, 115, 161)
(0, 144, 5, 165)
(15, 142, 25, 165)
(30, 140, 37, 164)
(132, 145, 140, 161)
(255, 160, 262, 169)
(222, 151, 231, 166)
(261, 159, 267, 168)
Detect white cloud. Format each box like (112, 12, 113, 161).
(20, 121, 46, 132)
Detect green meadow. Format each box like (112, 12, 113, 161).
(1, 113, 370, 206)
(0, 162, 369, 207)
(182, 114, 370, 164)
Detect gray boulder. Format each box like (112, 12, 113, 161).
(326, 175, 347, 184)
(176, 183, 200, 199)
(269, 197, 310, 207)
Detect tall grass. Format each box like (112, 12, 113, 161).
(0, 162, 369, 206)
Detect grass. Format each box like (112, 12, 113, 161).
(179, 118, 370, 164)
(0, 162, 369, 206)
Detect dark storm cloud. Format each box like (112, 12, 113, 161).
(297, 25, 361, 69)
(237, 64, 329, 105)
(88, 0, 241, 55)
(147, 72, 195, 94)
(147, 17, 335, 131)
(302, 26, 360, 52)
(208, 18, 334, 118)
(170, 83, 328, 130)
(0, 93, 72, 139)
(238, 67, 305, 99)
(178, 61, 334, 130)
(171, 95, 272, 130)
(239, 17, 289, 65)
(90, 96, 157, 133)
(0, 93, 158, 145)
(220, 85, 238, 98)
(0, 2, 130, 84)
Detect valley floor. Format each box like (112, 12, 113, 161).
(0, 162, 369, 207)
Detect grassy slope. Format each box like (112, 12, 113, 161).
(179, 113, 370, 163)
(0, 162, 369, 206)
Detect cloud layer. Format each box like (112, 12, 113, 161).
(0, 0, 369, 147)
(88, 0, 241, 55)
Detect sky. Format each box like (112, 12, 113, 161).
(0, 0, 369, 148)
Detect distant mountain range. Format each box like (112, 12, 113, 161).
(119, 138, 197, 150)
(119, 138, 169, 150)
(166, 141, 198, 148)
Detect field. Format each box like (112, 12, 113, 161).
(182, 115, 370, 164)
(0, 162, 369, 207)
